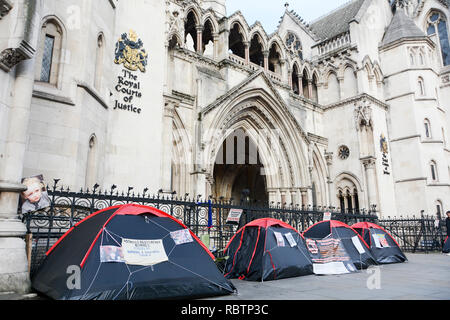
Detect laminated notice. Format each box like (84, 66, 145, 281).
(274, 232, 285, 247)
(122, 239, 168, 266)
(284, 233, 297, 247)
(352, 236, 366, 254)
(170, 229, 194, 245)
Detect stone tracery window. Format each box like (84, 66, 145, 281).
(338, 145, 350, 160)
(426, 11, 450, 66)
(285, 32, 302, 60)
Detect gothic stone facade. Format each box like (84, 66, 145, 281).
(0, 0, 449, 291)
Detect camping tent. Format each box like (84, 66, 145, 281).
(32, 204, 236, 300)
(223, 218, 313, 281)
(352, 222, 407, 264)
(303, 220, 377, 270)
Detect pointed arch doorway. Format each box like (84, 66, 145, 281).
(212, 128, 268, 205)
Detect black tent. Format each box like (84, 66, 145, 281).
(352, 222, 407, 264)
(443, 236, 450, 253)
(32, 204, 236, 300)
(303, 220, 377, 270)
(223, 218, 313, 281)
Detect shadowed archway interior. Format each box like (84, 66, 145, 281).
(212, 129, 268, 204)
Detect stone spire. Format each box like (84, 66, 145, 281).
(380, 6, 426, 48)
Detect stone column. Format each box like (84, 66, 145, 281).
(267, 188, 278, 206)
(290, 188, 298, 207)
(288, 69, 292, 89)
(244, 41, 250, 64)
(160, 96, 180, 194)
(300, 187, 309, 209)
(196, 25, 203, 54)
(298, 76, 303, 96)
(308, 79, 313, 99)
(263, 50, 269, 71)
(362, 156, 378, 211)
(280, 188, 288, 207)
(212, 32, 219, 60)
(0, 0, 42, 294)
(324, 152, 334, 208)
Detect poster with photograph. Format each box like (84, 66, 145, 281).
(100, 246, 125, 263)
(373, 233, 389, 247)
(20, 175, 51, 214)
(307, 237, 356, 274)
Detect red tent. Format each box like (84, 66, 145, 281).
(352, 222, 407, 264)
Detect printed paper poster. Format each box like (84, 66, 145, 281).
(20, 175, 51, 214)
(121, 239, 168, 266)
(306, 239, 318, 254)
(308, 238, 356, 275)
(351, 236, 366, 254)
(170, 229, 194, 245)
(273, 232, 285, 247)
(100, 246, 125, 263)
(226, 209, 243, 224)
(284, 233, 297, 247)
(372, 234, 382, 248)
(373, 233, 389, 247)
(313, 262, 350, 275)
(323, 211, 332, 221)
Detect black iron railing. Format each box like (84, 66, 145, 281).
(20, 180, 379, 276)
(20, 180, 447, 276)
(378, 215, 447, 253)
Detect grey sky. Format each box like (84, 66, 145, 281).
(225, 0, 354, 33)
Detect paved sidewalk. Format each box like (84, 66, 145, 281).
(207, 253, 450, 300)
(1, 253, 448, 300)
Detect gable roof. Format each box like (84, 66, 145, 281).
(309, 0, 367, 41)
(380, 8, 427, 47)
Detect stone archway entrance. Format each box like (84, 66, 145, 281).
(212, 128, 268, 204)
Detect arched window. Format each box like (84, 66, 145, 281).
(184, 11, 198, 52)
(418, 77, 425, 96)
(424, 119, 431, 138)
(419, 52, 425, 65)
(338, 190, 345, 213)
(346, 190, 353, 213)
(353, 188, 360, 213)
(291, 64, 300, 94)
(311, 73, 319, 102)
(202, 19, 215, 57)
(302, 69, 309, 99)
(228, 23, 245, 58)
(268, 42, 282, 74)
(94, 33, 104, 91)
(430, 160, 438, 182)
(249, 33, 264, 66)
(426, 11, 450, 66)
(410, 53, 415, 65)
(35, 18, 63, 85)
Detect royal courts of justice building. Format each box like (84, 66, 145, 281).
(0, 0, 449, 292)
